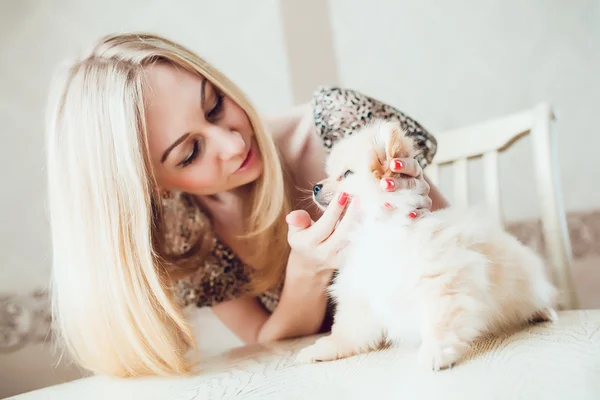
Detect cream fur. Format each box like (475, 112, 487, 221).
(296, 120, 558, 370)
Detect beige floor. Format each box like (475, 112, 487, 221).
(12, 310, 600, 400)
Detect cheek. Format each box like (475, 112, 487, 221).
(225, 98, 253, 132)
(318, 181, 339, 202)
(336, 178, 364, 199)
(164, 163, 223, 193)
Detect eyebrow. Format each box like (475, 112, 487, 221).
(161, 133, 190, 163)
(160, 78, 209, 164)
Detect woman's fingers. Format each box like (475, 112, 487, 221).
(309, 192, 350, 244)
(407, 209, 430, 220)
(286, 193, 352, 266)
(381, 175, 430, 193)
(286, 210, 313, 233)
(325, 198, 360, 243)
(381, 158, 427, 193)
(414, 193, 433, 210)
(317, 198, 360, 262)
(390, 158, 422, 178)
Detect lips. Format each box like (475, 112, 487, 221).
(238, 143, 253, 170)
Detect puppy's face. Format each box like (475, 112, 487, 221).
(313, 120, 419, 211)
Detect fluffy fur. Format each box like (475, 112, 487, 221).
(296, 120, 558, 370)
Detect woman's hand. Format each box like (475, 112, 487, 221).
(285, 192, 359, 273)
(380, 158, 432, 219)
(257, 197, 358, 343)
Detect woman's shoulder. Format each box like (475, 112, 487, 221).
(310, 86, 437, 168)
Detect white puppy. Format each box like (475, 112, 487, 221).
(296, 120, 558, 370)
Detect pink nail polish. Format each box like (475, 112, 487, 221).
(408, 211, 418, 219)
(381, 179, 395, 190)
(338, 192, 349, 206)
(383, 202, 396, 210)
(391, 159, 404, 171)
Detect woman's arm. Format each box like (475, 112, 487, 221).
(211, 251, 332, 344)
(257, 252, 332, 342)
(212, 183, 358, 345)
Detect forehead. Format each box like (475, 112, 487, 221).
(143, 62, 202, 123)
(326, 132, 371, 173)
(142, 63, 204, 159)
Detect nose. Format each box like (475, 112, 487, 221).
(213, 129, 246, 160)
(313, 184, 323, 196)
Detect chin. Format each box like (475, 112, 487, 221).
(297, 119, 558, 371)
(243, 154, 264, 185)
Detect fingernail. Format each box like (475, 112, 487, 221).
(408, 211, 418, 219)
(381, 179, 395, 190)
(383, 202, 396, 210)
(391, 159, 404, 171)
(338, 192, 349, 206)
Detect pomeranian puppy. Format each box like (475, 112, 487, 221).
(295, 120, 558, 371)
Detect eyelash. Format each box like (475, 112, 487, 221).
(178, 90, 224, 167)
(207, 91, 224, 121)
(180, 139, 200, 167)
(178, 89, 225, 167)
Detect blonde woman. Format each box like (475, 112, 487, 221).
(45, 33, 449, 378)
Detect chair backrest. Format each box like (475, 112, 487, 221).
(426, 104, 578, 310)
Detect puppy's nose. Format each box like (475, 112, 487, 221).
(313, 184, 323, 196)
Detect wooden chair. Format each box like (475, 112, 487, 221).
(425, 104, 578, 310)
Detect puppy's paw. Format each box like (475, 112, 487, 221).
(295, 336, 353, 365)
(529, 307, 558, 324)
(418, 340, 466, 371)
(294, 337, 338, 365)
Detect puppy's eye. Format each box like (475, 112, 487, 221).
(342, 170, 354, 179)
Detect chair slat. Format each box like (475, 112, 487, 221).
(453, 158, 468, 209)
(431, 104, 577, 310)
(482, 151, 502, 225)
(433, 109, 533, 164)
(531, 104, 578, 309)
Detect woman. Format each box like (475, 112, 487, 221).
(45, 33, 449, 378)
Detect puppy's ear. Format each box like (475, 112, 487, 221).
(369, 148, 386, 180)
(370, 121, 417, 179)
(385, 122, 415, 161)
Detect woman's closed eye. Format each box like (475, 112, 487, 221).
(206, 91, 224, 121)
(179, 139, 202, 167)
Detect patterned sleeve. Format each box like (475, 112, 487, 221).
(160, 192, 250, 308)
(171, 241, 251, 308)
(311, 86, 437, 168)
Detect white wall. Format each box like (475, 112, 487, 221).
(0, 0, 293, 295)
(0, 1, 291, 397)
(328, 0, 600, 222)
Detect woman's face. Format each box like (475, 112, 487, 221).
(144, 62, 263, 197)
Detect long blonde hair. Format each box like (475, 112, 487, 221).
(45, 33, 291, 377)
